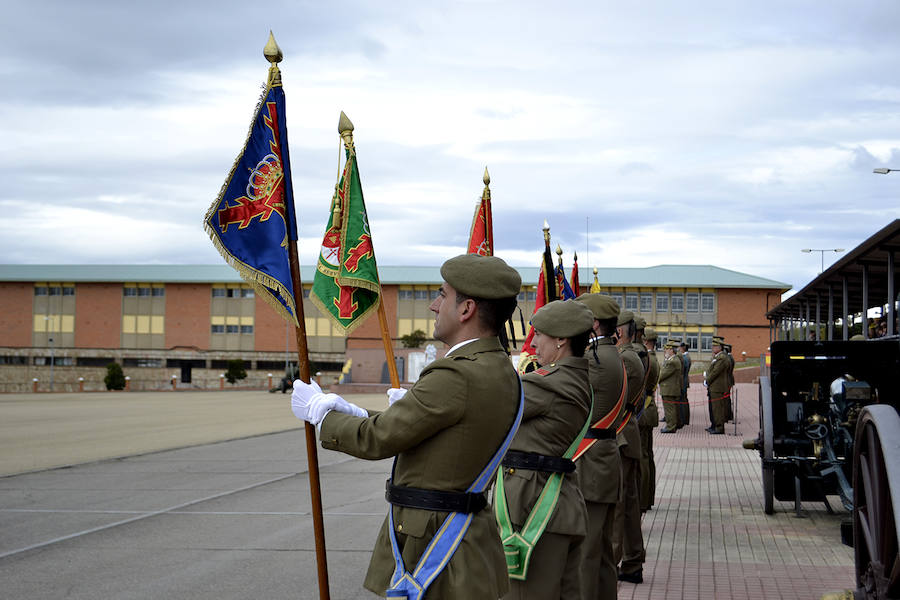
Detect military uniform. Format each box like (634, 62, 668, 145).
(724, 347, 735, 422)
(321, 338, 519, 598)
(496, 299, 594, 600)
(636, 333, 658, 512)
(678, 348, 691, 426)
(573, 293, 625, 600)
(658, 343, 683, 432)
(613, 311, 645, 582)
(706, 340, 730, 434)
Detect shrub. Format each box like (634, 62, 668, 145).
(105, 362, 126, 390)
(400, 329, 427, 348)
(225, 359, 248, 384)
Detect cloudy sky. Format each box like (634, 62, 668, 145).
(4, 1, 900, 297)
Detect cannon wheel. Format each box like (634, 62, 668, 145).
(853, 405, 900, 599)
(759, 375, 775, 515)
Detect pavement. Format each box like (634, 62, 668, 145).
(0, 384, 856, 599)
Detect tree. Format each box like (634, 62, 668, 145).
(105, 362, 125, 390)
(225, 360, 248, 384)
(400, 329, 427, 348)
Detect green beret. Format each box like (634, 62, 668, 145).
(440, 254, 521, 299)
(669, 338, 681, 345)
(575, 293, 619, 320)
(644, 327, 657, 341)
(664, 340, 677, 349)
(634, 316, 646, 330)
(617, 309, 634, 327)
(531, 300, 594, 338)
(712, 336, 725, 346)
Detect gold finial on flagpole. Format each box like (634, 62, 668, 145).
(264, 31, 283, 85)
(556, 244, 563, 268)
(483, 166, 491, 187)
(593, 267, 598, 276)
(338, 111, 355, 152)
(543, 220, 550, 245)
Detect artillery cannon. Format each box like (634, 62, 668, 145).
(744, 338, 900, 599)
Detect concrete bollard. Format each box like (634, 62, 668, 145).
(219, 373, 225, 390)
(171, 375, 177, 390)
(78, 377, 84, 393)
(125, 376, 131, 391)
(32, 378, 38, 393)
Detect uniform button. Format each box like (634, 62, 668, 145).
(397, 524, 403, 531)
(508, 468, 515, 475)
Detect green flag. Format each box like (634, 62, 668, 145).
(310, 120, 381, 334)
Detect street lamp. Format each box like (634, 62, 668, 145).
(873, 168, 900, 174)
(801, 248, 845, 273)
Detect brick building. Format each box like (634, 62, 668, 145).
(0, 264, 788, 392)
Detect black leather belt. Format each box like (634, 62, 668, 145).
(385, 480, 487, 514)
(501, 450, 575, 474)
(583, 428, 615, 440)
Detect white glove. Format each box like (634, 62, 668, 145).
(291, 379, 323, 422)
(291, 380, 367, 426)
(333, 396, 369, 418)
(387, 387, 408, 406)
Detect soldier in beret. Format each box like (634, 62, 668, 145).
(638, 324, 659, 512)
(723, 343, 735, 423)
(705, 336, 729, 434)
(658, 341, 683, 433)
(494, 300, 594, 599)
(291, 254, 523, 599)
(677, 343, 691, 426)
(613, 309, 646, 584)
(573, 293, 625, 600)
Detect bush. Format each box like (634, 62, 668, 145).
(105, 362, 125, 390)
(400, 329, 427, 348)
(225, 359, 248, 384)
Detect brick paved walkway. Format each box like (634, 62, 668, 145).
(621, 383, 855, 600)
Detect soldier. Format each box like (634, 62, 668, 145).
(705, 336, 730, 435)
(572, 293, 625, 600)
(613, 309, 646, 584)
(723, 343, 735, 423)
(290, 254, 522, 599)
(636, 321, 659, 513)
(658, 341, 683, 433)
(494, 299, 594, 599)
(678, 343, 691, 426)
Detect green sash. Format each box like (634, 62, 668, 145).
(493, 391, 593, 581)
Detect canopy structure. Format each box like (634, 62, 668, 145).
(766, 220, 900, 341)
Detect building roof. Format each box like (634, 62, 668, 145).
(0, 263, 789, 290)
(767, 219, 900, 322)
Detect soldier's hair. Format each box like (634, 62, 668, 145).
(618, 321, 636, 340)
(680, 343, 689, 350)
(568, 330, 590, 358)
(594, 317, 618, 337)
(454, 292, 517, 335)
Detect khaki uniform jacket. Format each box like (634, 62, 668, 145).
(725, 352, 735, 389)
(617, 345, 645, 460)
(501, 356, 591, 536)
(638, 348, 660, 429)
(680, 352, 691, 389)
(576, 336, 624, 504)
(320, 337, 519, 599)
(657, 354, 683, 397)
(707, 351, 730, 396)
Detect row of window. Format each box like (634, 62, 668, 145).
(211, 288, 255, 298)
(652, 332, 715, 352)
(34, 286, 75, 296)
(211, 325, 254, 334)
(123, 287, 165, 297)
(613, 292, 714, 313)
(398, 289, 440, 301)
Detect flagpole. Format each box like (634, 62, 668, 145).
(265, 36, 331, 600)
(337, 116, 401, 389)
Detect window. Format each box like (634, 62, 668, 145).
(48, 287, 62, 296)
(657, 333, 668, 348)
(686, 293, 699, 312)
(137, 287, 151, 297)
(123, 358, 163, 368)
(431, 289, 440, 300)
(124, 287, 138, 297)
(240, 288, 254, 298)
(34, 286, 48, 296)
(62, 287, 75, 296)
(151, 288, 165, 297)
(701, 293, 715, 312)
(701, 333, 713, 351)
(0, 356, 28, 365)
(671, 293, 684, 312)
(77, 357, 116, 367)
(640, 293, 652, 313)
(211, 324, 225, 334)
(212, 288, 226, 298)
(625, 293, 638, 311)
(686, 333, 699, 351)
(226, 325, 239, 334)
(398, 290, 414, 300)
(414, 290, 428, 300)
(656, 294, 669, 312)
(303, 287, 311, 298)
(240, 325, 254, 334)
(611, 293, 623, 307)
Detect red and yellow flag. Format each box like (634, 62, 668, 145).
(467, 167, 493, 256)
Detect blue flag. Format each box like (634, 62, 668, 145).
(204, 71, 299, 325)
(555, 263, 576, 300)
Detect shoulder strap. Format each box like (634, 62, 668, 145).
(573, 361, 627, 460)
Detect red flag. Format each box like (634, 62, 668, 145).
(517, 223, 557, 373)
(467, 167, 493, 256)
(571, 252, 580, 294)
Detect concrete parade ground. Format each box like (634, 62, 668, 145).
(0, 385, 855, 599)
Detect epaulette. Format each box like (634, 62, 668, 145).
(533, 363, 560, 377)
